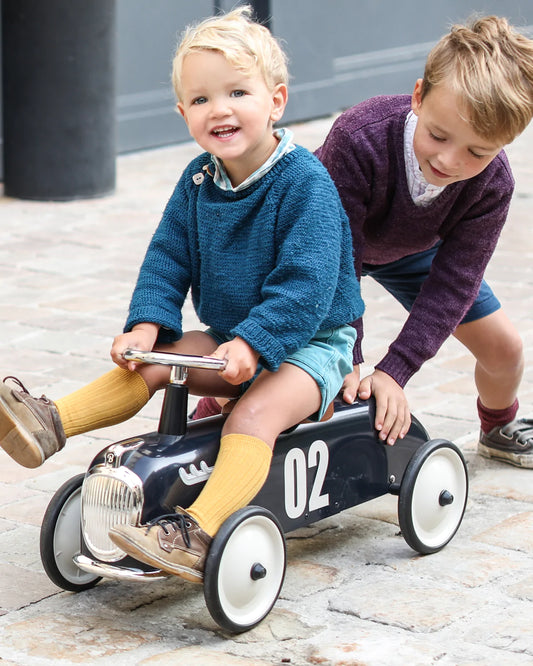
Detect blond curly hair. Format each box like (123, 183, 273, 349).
(172, 5, 288, 102)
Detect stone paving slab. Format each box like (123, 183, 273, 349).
(0, 115, 532, 664)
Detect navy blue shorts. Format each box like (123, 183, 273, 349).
(362, 243, 500, 323)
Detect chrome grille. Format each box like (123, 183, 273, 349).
(81, 466, 144, 562)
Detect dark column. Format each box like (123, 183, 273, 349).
(1, 0, 117, 200)
(250, 0, 272, 31)
(213, 1, 271, 30)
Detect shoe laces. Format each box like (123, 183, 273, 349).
(3, 376, 54, 406)
(145, 513, 193, 548)
(3, 376, 30, 394)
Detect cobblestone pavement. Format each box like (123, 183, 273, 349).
(0, 115, 532, 666)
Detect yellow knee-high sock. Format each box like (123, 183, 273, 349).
(186, 434, 273, 537)
(54, 368, 150, 438)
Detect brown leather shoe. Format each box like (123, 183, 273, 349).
(109, 509, 212, 583)
(0, 377, 66, 468)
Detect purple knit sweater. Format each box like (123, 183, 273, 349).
(316, 95, 514, 387)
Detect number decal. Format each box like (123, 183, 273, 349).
(284, 440, 330, 519)
(308, 440, 330, 511)
(284, 448, 307, 519)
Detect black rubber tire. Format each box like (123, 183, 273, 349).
(40, 473, 102, 591)
(398, 439, 468, 554)
(204, 506, 286, 633)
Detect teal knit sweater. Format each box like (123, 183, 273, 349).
(125, 146, 364, 371)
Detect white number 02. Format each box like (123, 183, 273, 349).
(283, 439, 330, 519)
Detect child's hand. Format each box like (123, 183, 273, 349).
(213, 337, 260, 385)
(341, 365, 361, 404)
(358, 369, 411, 445)
(110, 323, 159, 371)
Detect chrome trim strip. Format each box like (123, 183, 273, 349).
(104, 438, 144, 468)
(74, 554, 168, 581)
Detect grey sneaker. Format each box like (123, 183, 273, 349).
(478, 418, 533, 468)
(109, 509, 212, 583)
(0, 377, 66, 468)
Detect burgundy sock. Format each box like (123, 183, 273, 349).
(191, 396, 222, 420)
(477, 397, 519, 434)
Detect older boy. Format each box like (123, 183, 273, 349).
(316, 15, 533, 467)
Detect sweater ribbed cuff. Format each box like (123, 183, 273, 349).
(374, 357, 416, 389)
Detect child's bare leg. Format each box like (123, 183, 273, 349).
(454, 310, 533, 467)
(55, 330, 234, 436)
(109, 364, 322, 580)
(454, 310, 523, 410)
(137, 330, 240, 399)
(0, 330, 236, 468)
(185, 363, 321, 534)
(221, 362, 322, 446)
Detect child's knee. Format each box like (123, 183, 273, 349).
(484, 328, 523, 372)
(223, 399, 262, 434)
(499, 328, 523, 362)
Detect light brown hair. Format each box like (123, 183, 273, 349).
(422, 15, 533, 144)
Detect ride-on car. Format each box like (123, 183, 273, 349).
(40, 349, 468, 633)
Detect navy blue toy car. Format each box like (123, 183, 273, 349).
(40, 350, 468, 633)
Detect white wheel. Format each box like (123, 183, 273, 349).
(40, 474, 101, 591)
(204, 506, 286, 633)
(398, 440, 468, 554)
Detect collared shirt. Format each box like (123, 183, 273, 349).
(404, 111, 445, 206)
(211, 128, 296, 192)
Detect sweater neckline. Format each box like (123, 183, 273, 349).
(201, 146, 304, 198)
(393, 104, 459, 212)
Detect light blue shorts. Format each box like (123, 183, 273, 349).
(205, 325, 356, 421)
